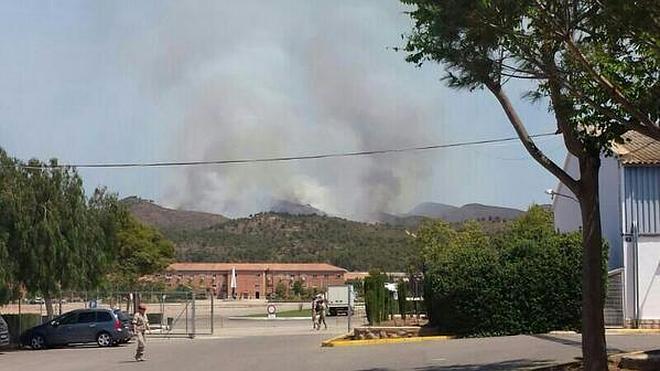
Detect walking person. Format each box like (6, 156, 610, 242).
(311, 295, 319, 330)
(132, 303, 150, 362)
(316, 295, 327, 330)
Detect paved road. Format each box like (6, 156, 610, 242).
(1, 327, 659, 371)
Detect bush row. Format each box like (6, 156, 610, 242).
(2, 313, 42, 344)
(422, 206, 604, 336)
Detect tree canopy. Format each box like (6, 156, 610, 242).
(398, 1, 659, 367)
(402, 0, 659, 153)
(0, 149, 175, 315)
(107, 211, 175, 290)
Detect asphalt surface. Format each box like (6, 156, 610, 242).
(1, 318, 659, 371)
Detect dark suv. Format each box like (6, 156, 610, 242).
(20, 309, 131, 349)
(0, 314, 9, 347)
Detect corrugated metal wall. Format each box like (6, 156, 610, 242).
(623, 166, 660, 235)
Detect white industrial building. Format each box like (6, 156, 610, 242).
(551, 131, 659, 328)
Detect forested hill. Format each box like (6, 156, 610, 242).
(124, 198, 518, 271)
(164, 213, 418, 272)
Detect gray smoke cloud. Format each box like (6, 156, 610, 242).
(118, 0, 443, 220)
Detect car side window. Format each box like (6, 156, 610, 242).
(97, 312, 113, 322)
(59, 314, 78, 325)
(77, 311, 96, 324)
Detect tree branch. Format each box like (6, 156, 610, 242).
(562, 80, 660, 141)
(486, 81, 581, 196)
(565, 38, 659, 133)
(545, 61, 585, 156)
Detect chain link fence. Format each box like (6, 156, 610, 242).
(1, 290, 368, 340)
(0, 290, 214, 338)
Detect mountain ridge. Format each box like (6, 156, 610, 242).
(122, 196, 228, 231)
(124, 197, 520, 271)
(124, 196, 525, 230)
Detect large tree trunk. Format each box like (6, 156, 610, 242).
(487, 84, 609, 368)
(578, 155, 608, 370)
(44, 295, 55, 320)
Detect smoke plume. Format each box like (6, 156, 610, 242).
(120, 1, 444, 220)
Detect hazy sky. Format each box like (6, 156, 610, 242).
(0, 0, 566, 219)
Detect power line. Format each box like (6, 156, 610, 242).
(16, 132, 558, 169)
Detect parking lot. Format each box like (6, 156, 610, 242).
(1, 323, 659, 371)
(3, 301, 659, 370)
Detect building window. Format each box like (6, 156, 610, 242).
(312, 274, 317, 278)
(336, 274, 341, 278)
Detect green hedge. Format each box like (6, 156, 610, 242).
(364, 272, 387, 325)
(422, 206, 604, 336)
(397, 280, 409, 320)
(2, 313, 42, 344)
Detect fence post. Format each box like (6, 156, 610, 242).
(210, 293, 214, 334)
(185, 295, 189, 335)
(347, 284, 353, 333)
(190, 292, 196, 338)
(18, 295, 22, 335)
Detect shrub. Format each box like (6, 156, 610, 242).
(2, 313, 42, 344)
(422, 206, 599, 336)
(274, 281, 288, 300)
(364, 271, 387, 325)
(397, 280, 409, 319)
(292, 280, 304, 297)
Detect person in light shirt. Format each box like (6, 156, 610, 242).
(132, 303, 150, 362)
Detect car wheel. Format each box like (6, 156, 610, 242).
(30, 334, 46, 350)
(96, 332, 112, 348)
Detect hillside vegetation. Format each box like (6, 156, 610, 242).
(125, 198, 517, 271)
(165, 213, 418, 271)
(123, 197, 227, 230)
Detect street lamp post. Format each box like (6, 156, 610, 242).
(545, 188, 578, 202)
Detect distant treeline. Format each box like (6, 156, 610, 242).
(159, 212, 511, 272)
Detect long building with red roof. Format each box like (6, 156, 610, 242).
(158, 262, 347, 299)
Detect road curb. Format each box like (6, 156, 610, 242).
(528, 349, 660, 370)
(549, 329, 660, 336)
(227, 316, 309, 321)
(528, 360, 581, 370)
(606, 328, 660, 335)
(321, 334, 454, 347)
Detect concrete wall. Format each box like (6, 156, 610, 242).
(601, 157, 623, 268)
(637, 236, 660, 320)
(553, 156, 582, 233)
(552, 155, 623, 268)
(623, 236, 660, 322)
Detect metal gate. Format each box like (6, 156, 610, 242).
(604, 269, 624, 328)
